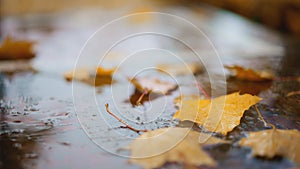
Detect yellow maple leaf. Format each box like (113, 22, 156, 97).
(129, 127, 226, 169)
(130, 77, 177, 94)
(226, 65, 274, 81)
(0, 36, 35, 60)
(173, 94, 205, 108)
(156, 62, 202, 76)
(174, 92, 262, 135)
(239, 129, 300, 165)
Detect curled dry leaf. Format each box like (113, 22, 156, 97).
(226, 65, 274, 81)
(239, 129, 300, 165)
(174, 92, 262, 135)
(157, 62, 202, 76)
(0, 36, 35, 60)
(130, 77, 177, 94)
(129, 127, 226, 169)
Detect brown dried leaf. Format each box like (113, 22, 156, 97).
(129, 127, 226, 169)
(239, 129, 300, 165)
(174, 92, 262, 135)
(157, 63, 202, 76)
(130, 77, 177, 94)
(226, 65, 274, 81)
(0, 36, 35, 60)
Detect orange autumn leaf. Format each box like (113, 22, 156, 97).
(64, 67, 114, 86)
(96, 67, 115, 76)
(0, 36, 35, 60)
(64, 67, 115, 81)
(130, 77, 177, 94)
(239, 129, 300, 165)
(226, 65, 274, 81)
(174, 92, 262, 135)
(156, 62, 202, 76)
(129, 127, 226, 169)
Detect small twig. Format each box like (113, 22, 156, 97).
(196, 82, 210, 99)
(255, 105, 275, 129)
(287, 90, 300, 97)
(105, 103, 148, 133)
(136, 89, 149, 105)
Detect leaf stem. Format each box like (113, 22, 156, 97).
(196, 82, 210, 99)
(136, 89, 149, 105)
(255, 105, 275, 129)
(105, 103, 148, 133)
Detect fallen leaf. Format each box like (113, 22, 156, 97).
(226, 79, 272, 95)
(0, 36, 35, 60)
(96, 67, 115, 76)
(64, 68, 90, 82)
(128, 88, 161, 106)
(129, 7, 153, 24)
(226, 65, 274, 81)
(0, 60, 36, 73)
(239, 129, 300, 165)
(130, 77, 177, 94)
(173, 94, 205, 108)
(157, 63, 202, 76)
(174, 92, 262, 135)
(64, 67, 115, 86)
(129, 127, 226, 169)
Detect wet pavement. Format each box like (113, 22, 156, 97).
(0, 3, 300, 169)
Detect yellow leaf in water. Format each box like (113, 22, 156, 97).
(129, 127, 226, 169)
(157, 62, 202, 76)
(239, 129, 300, 165)
(174, 92, 262, 135)
(130, 77, 177, 94)
(226, 65, 274, 81)
(0, 36, 35, 60)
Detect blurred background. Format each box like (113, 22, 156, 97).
(0, 1, 299, 169)
(1, 0, 300, 35)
